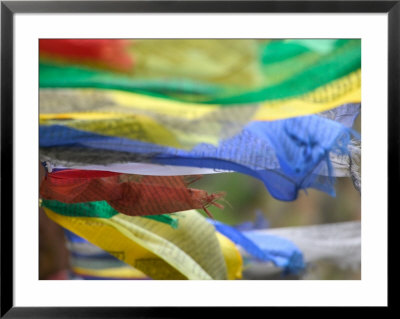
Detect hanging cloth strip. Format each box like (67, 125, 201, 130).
(39, 69, 360, 125)
(39, 90, 260, 148)
(44, 161, 233, 176)
(64, 227, 242, 280)
(39, 103, 360, 179)
(40, 171, 224, 218)
(39, 68, 360, 118)
(40, 113, 359, 201)
(40, 39, 358, 91)
(207, 219, 305, 275)
(241, 221, 361, 279)
(42, 206, 243, 280)
(39, 39, 134, 73)
(39, 84, 360, 148)
(63, 228, 152, 280)
(39, 103, 359, 160)
(39, 39, 360, 105)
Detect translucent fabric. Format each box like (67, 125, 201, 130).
(39, 39, 134, 73)
(38, 38, 361, 281)
(245, 221, 361, 271)
(40, 89, 260, 148)
(40, 170, 224, 217)
(39, 39, 360, 105)
(64, 228, 150, 280)
(43, 207, 243, 280)
(208, 219, 305, 274)
(40, 82, 359, 149)
(39, 71, 360, 122)
(40, 112, 359, 201)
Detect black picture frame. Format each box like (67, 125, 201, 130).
(1, 1, 395, 317)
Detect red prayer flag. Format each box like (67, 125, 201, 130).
(40, 170, 225, 218)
